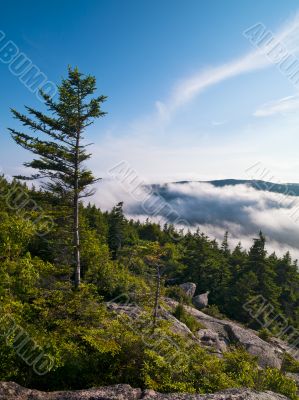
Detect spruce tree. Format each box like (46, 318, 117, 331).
(221, 231, 230, 256)
(108, 202, 126, 259)
(246, 232, 281, 317)
(8, 67, 107, 289)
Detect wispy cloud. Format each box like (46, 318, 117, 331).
(155, 13, 299, 122)
(254, 94, 299, 117)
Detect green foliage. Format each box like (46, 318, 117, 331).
(222, 348, 258, 388)
(258, 368, 298, 400)
(141, 329, 230, 394)
(258, 328, 273, 342)
(108, 202, 126, 259)
(281, 353, 299, 373)
(202, 304, 226, 319)
(8, 67, 106, 195)
(165, 285, 192, 304)
(0, 175, 299, 399)
(8, 67, 107, 288)
(173, 304, 205, 332)
(141, 340, 297, 398)
(0, 212, 37, 259)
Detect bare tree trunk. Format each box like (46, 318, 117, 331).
(153, 264, 161, 327)
(74, 86, 81, 290)
(74, 190, 80, 289)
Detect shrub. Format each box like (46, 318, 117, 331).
(202, 304, 225, 319)
(281, 353, 299, 373)
(165, 285, 192, 304)
(173, 303, 205, 333)
(258, 328, 272, 342)
(223, 348, 258, 388)
(258, 368, 298, 400)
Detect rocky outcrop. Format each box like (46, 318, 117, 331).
(196, 328, 227, 355)
(0, 382, 141, 400)
(142, 388, 290, 399)
(107, 298, 298, 370)
(179, 282, 197, 298)
(0, 382, 290, 400)
(192, 292, 209, 310)
(164, 298, 293, 369)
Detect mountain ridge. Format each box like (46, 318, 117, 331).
(167, 179, 299, 196)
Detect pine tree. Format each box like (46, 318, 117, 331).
(8, 67, 107, 289)
(221, 231, 230, 256)
(275, 252, 299, 321)
(246, 232, 281, 316)
(108, 202, 126, 259)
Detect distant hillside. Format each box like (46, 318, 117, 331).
(172, 179, 299, 196)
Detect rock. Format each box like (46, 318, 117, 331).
(179, 282, 197, 298)
(0, 382, 290, 400)
(192, 292, 209, 310)
(196, 329, 227, 355)
(161, 308, 195, 337)
(0, 382, 142, 400)
(143, 388, 289, 399)
(106, 302, 141, 319)
(224, 323, 281, 369)
(163, 298, 284, 369)
(269, 337, 299, 362)
(106, 298, 294, 371)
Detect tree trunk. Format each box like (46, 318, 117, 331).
(74, 85, 81, 289)
(153, 265, 161, 327)
(73, 190, 80, 289)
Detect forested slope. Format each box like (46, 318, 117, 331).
(0, 175, 299, 398)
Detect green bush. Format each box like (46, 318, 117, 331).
(258, 328, 273, 342)
(281, 353, 299, 373)
(202, 304, 225, 319)
(173, 303, 205, 333)
(258, 368, 298, 400)
(223, 348, 258, 388)
(165, 285, 192, 304)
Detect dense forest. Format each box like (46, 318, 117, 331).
(1, 68, 299, 399)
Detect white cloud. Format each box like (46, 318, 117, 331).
(155, 13, 299, 121)
(92, 180, 299, 258)
(254, 94, 299, 116)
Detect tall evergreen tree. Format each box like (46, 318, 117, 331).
(221, 231, 230, 256)
(245, 232, 281, 317)
(8, 67, 107, 288)
(108, 202, 126, 259)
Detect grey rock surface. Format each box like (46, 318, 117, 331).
(107, 298, 297, 370)
(142, 388, 289, 399)
(0, 382, 290, 400)
(179, 282, 197, 298)
(164, 298, 285, 369)
(192, 292, 209, 310)
(196, 328, 227, 355)
(0, 382, 141, 400)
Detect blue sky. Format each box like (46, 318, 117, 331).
(1, 0, 299, 183)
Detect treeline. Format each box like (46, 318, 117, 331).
(1, 175, 299, 332)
